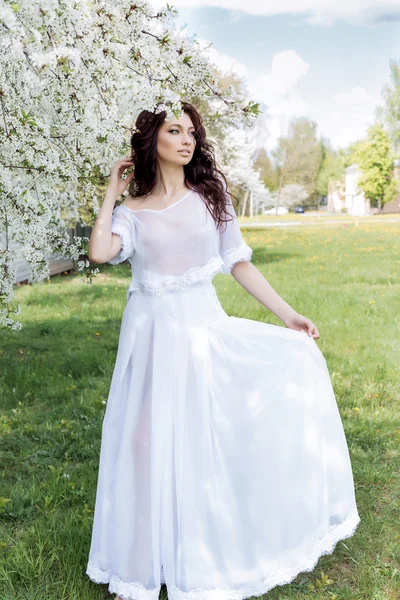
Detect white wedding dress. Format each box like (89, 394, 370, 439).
(86, 188, 360, 600)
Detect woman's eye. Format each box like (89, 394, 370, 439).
(169, 129, 195, 136)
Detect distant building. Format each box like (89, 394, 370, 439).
(326, 180, 345, 214)
(344, 164, 371, 216)
(386, 159, 400, 214)
(343, 161, 400, 215)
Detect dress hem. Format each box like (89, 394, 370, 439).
(85, 507, 360, 600)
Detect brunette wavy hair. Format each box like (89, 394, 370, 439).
(127, 101, 239, 231)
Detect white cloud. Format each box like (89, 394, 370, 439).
(253, 50, 310, 102)
(318, 111, 374, 148)
(150, 0, 400, 26)
(248, 51, 311, 149)
(318, 86, 384, 147)
(197, 44, 311, 147)
(204, 46, 383, 150)
(196, 38, 248, 79)
(334, 86, 381, 107)
(172, 28, 386, 150)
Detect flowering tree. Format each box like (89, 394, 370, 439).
(0, 0, 260, 330)
(276, 183, 309, 208)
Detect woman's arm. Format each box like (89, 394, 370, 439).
(231, 261, 296, 323)
(89, 156, 134, 263)
(88, 187, 120, 263)
(231, 261, 320, 338)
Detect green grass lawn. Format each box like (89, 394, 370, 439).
(1, 222, 399, 599)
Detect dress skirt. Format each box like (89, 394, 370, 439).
(86, 281, 360, 600)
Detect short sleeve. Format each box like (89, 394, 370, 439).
(218, 189, 253, 273)
(108, 205, 135, 265)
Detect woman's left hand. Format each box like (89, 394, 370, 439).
(283, 312, 320, 339)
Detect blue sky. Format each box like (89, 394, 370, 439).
(152, 1, 400, 152)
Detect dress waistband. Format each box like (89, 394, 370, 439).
(126, 256, 225, 299)
(127, 279, 217, 300)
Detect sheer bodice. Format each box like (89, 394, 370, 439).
(108, 189, 253, 297)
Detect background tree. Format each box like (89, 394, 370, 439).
(272, 117, 323, 206)
(338, 140, 364, 169)
(316, 139, 344, 198)
(376, 58, 400, 157)
(253, 148, 279, 192)
(353, 124, 398, 213)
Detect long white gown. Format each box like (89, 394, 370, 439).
(86, 188, 360, 600)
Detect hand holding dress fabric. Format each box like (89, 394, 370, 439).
(284, 312, 321, 339)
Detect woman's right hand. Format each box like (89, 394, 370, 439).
(107, 155, 135, 199)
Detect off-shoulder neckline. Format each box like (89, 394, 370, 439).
(118, 189, 194, 215)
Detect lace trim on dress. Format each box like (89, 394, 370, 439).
(126, 243, 253, 298)
(86, 561, 161, 600)
(127, 255, 226, 299)
(86, 508, 360, 600)
(220, 239, 253, 274)
(168, 508, 360, 600)
(109, 222, 134, 264)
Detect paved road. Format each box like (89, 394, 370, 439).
(240, 217, 400, 228)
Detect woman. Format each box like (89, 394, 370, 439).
(86, 101, 360, 600)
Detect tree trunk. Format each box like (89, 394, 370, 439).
(241, 190, 249, 217)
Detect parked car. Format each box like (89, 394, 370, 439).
(294, 205, 305, 213)
(263, 207, 289, 215)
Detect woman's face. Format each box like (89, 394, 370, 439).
(156, 111, 196, 165)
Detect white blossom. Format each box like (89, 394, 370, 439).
(0, 0, 260, 329)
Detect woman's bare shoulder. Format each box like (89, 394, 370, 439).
(120, 194, 147, 211)
(121, 194, 144, 206)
